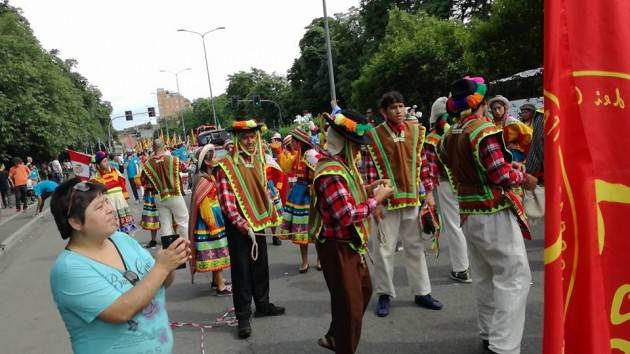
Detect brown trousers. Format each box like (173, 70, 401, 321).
(317, 240, 373, 354)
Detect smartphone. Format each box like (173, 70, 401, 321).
(160, 234, 186, 269)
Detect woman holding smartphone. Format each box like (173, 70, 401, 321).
(49, 177, 190, 354)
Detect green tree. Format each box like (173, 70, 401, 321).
(467, 0, 543, 80)
(225, 68, 290, 129)
(352, 9, 470, 115)
(287, 9, 364, 115)
(0, 2, 111, 161)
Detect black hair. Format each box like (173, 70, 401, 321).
(108, 153, 115, 160)
(50, 177, 108, 240)
(379, 91, 406, 110)
(13, 157, 22, 164)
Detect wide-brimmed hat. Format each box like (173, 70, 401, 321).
(324, 110, 372, 145)
(197, 143, 215, 170)
(520, 103, 536, 112)
(488, 95, 510, 108)
(446, 76, 489, 116)
(271, 132, 282, 140)
(226, 118, 264, 133)
(289, 128, 313, 148)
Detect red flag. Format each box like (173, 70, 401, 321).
(544, 1, 630, 353)
(67, 149, 92, 181)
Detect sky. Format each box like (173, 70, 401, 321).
(10, 0, 360, 130)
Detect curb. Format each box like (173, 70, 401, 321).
(0, 209, 50, 254)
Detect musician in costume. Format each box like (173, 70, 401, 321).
(440, 76, 538, 354)
(142, 138, 189, 238)
(309, 109, 393, 354)
(488, 95, 533, 163)
(281, 128, 322, 273)
(364, 91, 443, 317)
(92, 151, 137, 234)
(216, 118, 285, 339)
(188, 143, 232, 296)
(424, 97, 471, 283)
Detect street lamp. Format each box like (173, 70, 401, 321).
(159, 68, 191, 139)
(177, 26, 225, 128)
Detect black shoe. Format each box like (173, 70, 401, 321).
(237, 320, 251, 339)
(414, 294, 443, 310)
(211, 280, 231, 289)
(254, 303, 285, 318)
(375, 295, 391, 317)
(272, 236, 282, 246)
(450, 268, 472, 283)
(144, 240, 157, 249)
(482, 339, 489, 349)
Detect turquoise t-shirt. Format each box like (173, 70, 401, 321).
(50, 232, 173, 354)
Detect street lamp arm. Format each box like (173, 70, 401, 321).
(177, 28, 202, 36)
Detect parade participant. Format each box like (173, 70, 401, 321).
(188, 144, 232, 296)
(9, 157, 31, 212)
(310, 109, 393, 354)
(124, 150, 141, 203)
(142, 139, 189, 239)
(139, 165, 160, 249)
(216, 118, 285, 339)
(521, 103, 544, 181)
(281, 128, 322, 272)
(92, 151, 137, 234)
(0, 163, 11, 208)
(277, 135, 297, 183)
(440, 76, 538, 354)
(364, 91, 443, 317)
(425, 97, 471, 283)
(223, 139, 234, 155)
(34, 179, 58, 214)
(265, 152, 288, 246)
(50, 157, 63, 183)
(49, 178, 190, 354)
(488, 95, 533, 163)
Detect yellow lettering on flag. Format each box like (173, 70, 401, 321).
(595, 180, 630, 255)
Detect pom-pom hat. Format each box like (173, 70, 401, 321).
(324, 109, 373, 145)
(226, 117, 264, 132)
(446, 76, 489, 116)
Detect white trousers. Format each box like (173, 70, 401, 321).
(155, 195, 189, 238)
(435, 182, 469, 272)
(462, 210, 531, 354)
(371, 206, 431, 298)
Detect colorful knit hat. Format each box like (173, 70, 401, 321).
(95, 151, 107, 164)
(324, 109, 373, 145)
(446, 76, 489, 117)
(226, 118, 264, 132)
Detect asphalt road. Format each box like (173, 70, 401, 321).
(0, 194, 544, 354)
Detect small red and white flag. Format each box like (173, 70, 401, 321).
(67, 149, 92, 181)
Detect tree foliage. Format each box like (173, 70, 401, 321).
(352, 9, 471, 115)
(0, 2, 111, 161)
(467, 0, 543, 80)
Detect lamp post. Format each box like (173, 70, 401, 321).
(177, 26, 225, 128)
(160, 68, 191, 139)
(322, 0, 337, 103)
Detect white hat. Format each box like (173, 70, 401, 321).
(197, 144, 215, 170)
(271, 132, 282, 140)
(430, 97, 448, 125)
(488, 95, 510, 108)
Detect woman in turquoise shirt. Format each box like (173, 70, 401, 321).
(49, 178, 191, 354)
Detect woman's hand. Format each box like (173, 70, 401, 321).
(154, 238, 191, 273)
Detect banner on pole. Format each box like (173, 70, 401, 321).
(544, 0, 630, 353)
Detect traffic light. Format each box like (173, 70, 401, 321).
(148, 107, 155, 117)
(125, 110, 133, 121)
(231, 96, 239, 109)
(252, 95, 261, 107)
